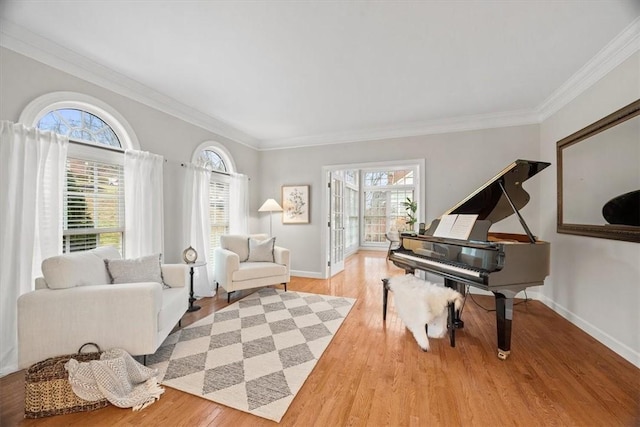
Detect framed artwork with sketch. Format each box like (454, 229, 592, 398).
(282, 185, 310, 224)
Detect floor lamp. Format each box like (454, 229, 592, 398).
(258, 198, 283, 237)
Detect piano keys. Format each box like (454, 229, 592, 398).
(389, 159, 551, 359)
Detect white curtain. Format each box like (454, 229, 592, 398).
(183, 163, 213, 297)
(124, 150, 164, 259)
(0, 121, 68, 376)
(230, 172, 249, 234)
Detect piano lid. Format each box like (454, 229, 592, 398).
(442, 159, 550, 224)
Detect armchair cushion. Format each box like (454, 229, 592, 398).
(233, 262, 287, 281)
(105, 254, 163, 284)
(247, 237, 275, 262)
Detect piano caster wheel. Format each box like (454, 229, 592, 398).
(497, 349, 510, 360)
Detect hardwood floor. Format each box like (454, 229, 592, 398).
(1, 251, 638, 426)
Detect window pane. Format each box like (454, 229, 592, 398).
(37, 108, 121, 148)
(363, 169, 414, 186)
(200, 150, 227, 172)
(345, 186, 359, 249)
(361, 165, 418, 244)
(38, 112, 69, 135)
(344, 170, 358, 186)
(63, 157, 124, 253)
(364, 172, 388, 186)
(64, 232, 122, 253)
(209, 179, 230, 268)
(362, 188, 415, 242)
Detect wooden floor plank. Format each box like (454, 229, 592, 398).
(1, 251, 638, 426)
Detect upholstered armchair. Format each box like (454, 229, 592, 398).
(213, 234, 290, 302)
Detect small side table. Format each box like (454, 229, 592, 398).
(186, 261, 206, 312)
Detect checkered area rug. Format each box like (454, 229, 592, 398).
(147, 288, 355, 422)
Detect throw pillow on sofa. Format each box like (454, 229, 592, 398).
(247, 237, 275, 262)
(105, 254, 163, 284)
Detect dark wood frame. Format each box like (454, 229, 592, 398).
(556, 99, 640, 243)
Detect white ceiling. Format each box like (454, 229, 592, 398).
(1, 1, 639, 150)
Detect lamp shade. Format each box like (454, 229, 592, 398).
(258, 198, 283, 212)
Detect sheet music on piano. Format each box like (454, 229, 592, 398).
(433, 214, 478, 240)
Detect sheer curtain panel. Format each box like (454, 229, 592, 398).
(183, 163, 213, 297)
(124, 150, 164, 258)
(0, 121, 68, 376)
(230, 173, 250, 234)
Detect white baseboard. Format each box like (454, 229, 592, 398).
(427, 280, 638, 367)
(536, 294, 639, 369)
(290, 270, 324, 279)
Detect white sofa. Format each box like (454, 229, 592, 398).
(214, 234, 290, 302)
(17, 246, 189, 369)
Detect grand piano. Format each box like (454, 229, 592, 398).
(389, 159, 551, 359)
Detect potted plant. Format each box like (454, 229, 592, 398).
(401, 197, 417, 232)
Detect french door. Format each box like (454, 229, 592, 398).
(328, 171, 345, 276)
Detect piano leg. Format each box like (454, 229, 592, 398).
(382, 278, 390, 321)
(447, 302, 456, 347)
(493, 291, 515, 360)
(444, 279, 465, 329)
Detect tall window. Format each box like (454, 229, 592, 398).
(209, 180, 230, 256)
(198, 147, 232, 266)
(362, 168, 416, 245)
(36, 108, 126, 253)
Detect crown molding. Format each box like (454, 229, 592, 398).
(257, 109, 540, 150)
(536, 17, 640, 121)
(2, 16, 638, 152)
(258, 18, 640, 150)
(0, 19, 260, 150)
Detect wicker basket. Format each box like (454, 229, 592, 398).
(24, 343, 109, 419)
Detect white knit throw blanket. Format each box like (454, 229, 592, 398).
(65, 348, 164, 411)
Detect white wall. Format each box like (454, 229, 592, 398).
(2, 44, 637, 367)
(260, 124, 541, 276)
(0, 47, 262, 263)
(538, 52, 640, 367)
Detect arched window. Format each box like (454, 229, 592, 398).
(21, 92, 139, 253)
(192, 142, 237, 266)
(193, 141, 235, 173)
(198, 149, 227, 172)
(38, 108, 121, 148)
